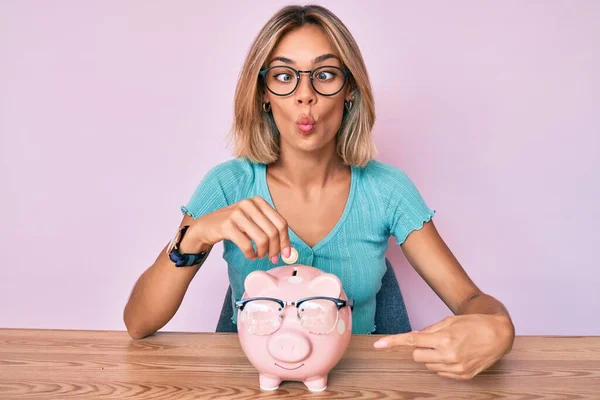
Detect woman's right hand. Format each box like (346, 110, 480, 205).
(189, 196, 291, 263)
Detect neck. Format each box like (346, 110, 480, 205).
(270, 141, 347, 189)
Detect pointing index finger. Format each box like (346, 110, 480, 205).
(374, 331, 441, 349)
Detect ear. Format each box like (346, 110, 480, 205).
(344, 76, 354, 102)
(308, 274, 342, 298)
(345, 87, 352, 102)
(245, 270, 278, 296)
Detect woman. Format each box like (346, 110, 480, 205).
(124, 5, 515, 380)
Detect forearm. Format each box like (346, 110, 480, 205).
(123, 244, 211, 339)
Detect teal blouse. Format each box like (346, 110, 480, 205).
(181, 157, 436, 334)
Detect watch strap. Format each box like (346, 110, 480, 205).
(168, 225, 208, 267)
(169, 247, 208, 267)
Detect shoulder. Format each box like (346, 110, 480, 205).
(193, 157, 259, 202)
(205, 157, 257, 181)
(361, 161, 436, 243)
(182, 157, 260, 217)
(360, 159, 432, 216)
(360, 159, 416, 192)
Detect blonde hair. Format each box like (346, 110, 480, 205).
(229, 4, 377, 167)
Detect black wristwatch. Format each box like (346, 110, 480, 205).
(166, 225, 209, 267)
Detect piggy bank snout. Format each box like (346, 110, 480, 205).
(267, 332, 312, 363)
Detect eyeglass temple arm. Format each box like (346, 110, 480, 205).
(343, 299, 354, 311)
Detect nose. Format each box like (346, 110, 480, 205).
(295, 72, 316, 106)
(267, 332, 312, 363)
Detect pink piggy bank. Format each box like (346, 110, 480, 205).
(235, 265, 353, 392)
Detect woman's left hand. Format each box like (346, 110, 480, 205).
(373, 313, 515, 380)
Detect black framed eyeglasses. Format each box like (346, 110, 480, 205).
(235, 296, 354, 335)
(258, 66, 351, 97)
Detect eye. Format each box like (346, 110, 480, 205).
(315, 71, 336, 81)
(275, 73, 293, 82)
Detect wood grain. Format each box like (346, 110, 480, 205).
(0, 329, 598, 399)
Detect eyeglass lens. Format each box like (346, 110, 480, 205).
(241, 298, 340, 335)
(264, 66, 345, 96)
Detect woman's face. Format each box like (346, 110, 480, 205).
(263, 24, 352, 155)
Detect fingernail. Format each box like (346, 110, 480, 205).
(374, 340, 388, 349)
(271, 255, 278, 264)
(251, 257, 257, 261)
(283, 247, 291, 258)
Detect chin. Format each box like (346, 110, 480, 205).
(283, 131, 337, 153)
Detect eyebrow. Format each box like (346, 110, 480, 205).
(268, 53, 340, 66)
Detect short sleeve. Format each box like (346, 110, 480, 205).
(181, 159, 253, 219)
(386, 168, 436, 245)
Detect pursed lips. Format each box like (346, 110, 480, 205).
(274, 363, 305, 370)
(296, 115, 316, 133)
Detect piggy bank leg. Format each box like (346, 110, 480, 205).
(259, 374, 281, 391)
(304, 376, 327, 392)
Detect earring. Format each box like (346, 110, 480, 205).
(345, 99, 354, 112)
(262, 102, 271, 113)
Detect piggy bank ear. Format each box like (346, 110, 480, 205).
(308, 274, 342, 298)
(245, 270, 278, 297)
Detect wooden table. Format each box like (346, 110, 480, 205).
(0, 329, 598, 399)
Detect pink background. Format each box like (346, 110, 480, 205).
(1, 1, 598, 335)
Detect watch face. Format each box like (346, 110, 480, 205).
(166, 228, 182, 254)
